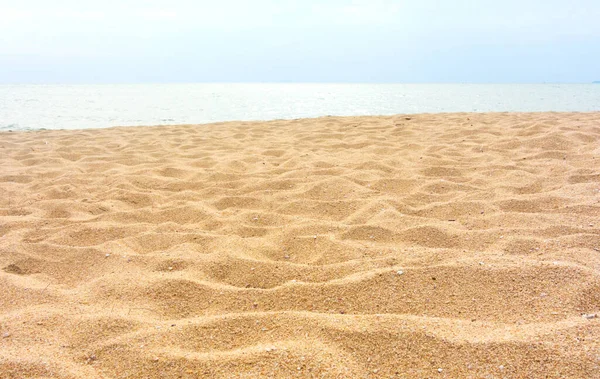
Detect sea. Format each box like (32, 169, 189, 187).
(1, 83, 599, 131)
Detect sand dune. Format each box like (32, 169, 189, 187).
(1, 112, 600, 378)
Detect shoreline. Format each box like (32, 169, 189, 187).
(2, 111, 600, 134)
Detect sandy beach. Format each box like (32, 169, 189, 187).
(1, 112, 599, 378)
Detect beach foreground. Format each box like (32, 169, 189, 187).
(1, 113, 599, 378)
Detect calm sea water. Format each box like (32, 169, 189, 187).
(1, 83, 599, 131)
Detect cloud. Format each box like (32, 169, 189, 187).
(0, 8, 37, 23)
(138, 9, 179, 21)
(53, 10, 106, 20)
(306, 1, 403, 26)
(0, 7, 106, 24)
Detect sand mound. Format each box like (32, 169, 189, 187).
(1, 113, 600, 378)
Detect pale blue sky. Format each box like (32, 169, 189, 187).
(1, 0, 599, 83)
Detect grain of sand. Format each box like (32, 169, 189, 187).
(1, 113, 600, 378)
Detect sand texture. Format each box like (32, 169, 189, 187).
(1, 112, 600, 378)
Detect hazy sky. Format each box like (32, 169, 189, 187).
(1, 0, 599, 83)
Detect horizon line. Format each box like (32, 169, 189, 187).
(0, 81, 597, 86)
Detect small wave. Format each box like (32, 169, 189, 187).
(0, 123, 19, 131)
(0, 124, 41, 132)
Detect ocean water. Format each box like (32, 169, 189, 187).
(1, 83, 599, 131)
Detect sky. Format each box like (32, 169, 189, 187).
(0, 0, 599, 83)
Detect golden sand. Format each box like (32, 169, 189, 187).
(1, 112, 599, 378)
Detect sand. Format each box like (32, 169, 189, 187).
(1, 112, 599, 378)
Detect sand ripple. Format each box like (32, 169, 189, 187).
(1, 113, 600, 378)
